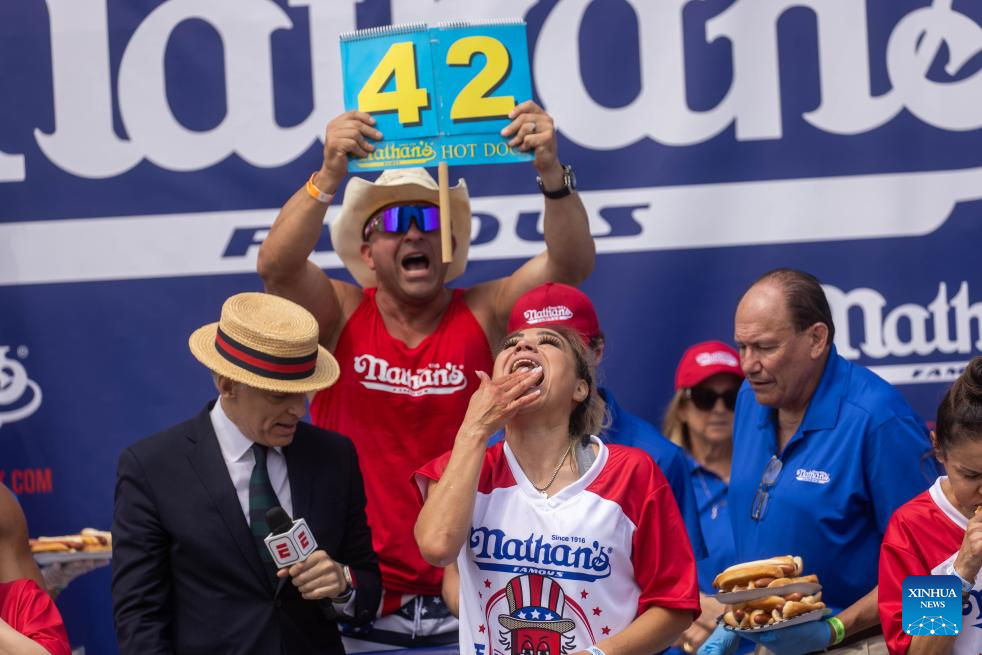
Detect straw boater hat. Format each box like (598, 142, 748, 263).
(189, 293, 339, 393)
(330, 167, 471, 288)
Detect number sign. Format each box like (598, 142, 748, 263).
(340, 20, 533, 171)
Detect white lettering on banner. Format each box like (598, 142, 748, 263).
(33, 0, 354, 179)
(537, 0, 978, 148)
(826, 282, 982, 385)
(2, 165, 981, 286)
(0, 347, 42, 429)
(352, 354, 467, 397)
(2, 0, 981, 178)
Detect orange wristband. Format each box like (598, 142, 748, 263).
(306, 173, 334, 204)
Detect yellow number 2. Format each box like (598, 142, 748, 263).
(357, 41, 429, 125)
(447, 36, 515, 121)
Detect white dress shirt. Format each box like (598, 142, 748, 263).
(210, 399, 293, 524)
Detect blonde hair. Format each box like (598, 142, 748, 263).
(662, 390, 691, 453)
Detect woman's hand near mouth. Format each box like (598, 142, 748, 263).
(457, 368, 543, 443)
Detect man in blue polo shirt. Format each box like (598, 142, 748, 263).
(507, 282, 707, 562)
(699, 269, 936, 655)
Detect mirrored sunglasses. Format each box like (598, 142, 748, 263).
(751, 455, 783, 521)
(363, 204, 440, 240)
(685, 386, 739, 411)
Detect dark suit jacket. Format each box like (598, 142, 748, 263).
(112, 403, 380, 655)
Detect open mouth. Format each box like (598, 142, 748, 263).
(510, 358, 538, 374)
(401, 253, 430, 272)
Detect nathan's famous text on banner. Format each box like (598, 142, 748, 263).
(340, 20, 533, 171)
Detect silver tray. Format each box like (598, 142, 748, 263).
(713, 581, 821, 604)
(34, 550, 111, 566)
(720, 608, 831, 633)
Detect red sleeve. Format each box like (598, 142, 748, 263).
(632, 482, 701, 618)
(412, 449, 454, 504)
(4, 579, 71, 655)
(879, 512, 927, 655)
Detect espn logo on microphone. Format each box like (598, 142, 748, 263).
(263, 518, 317, 567)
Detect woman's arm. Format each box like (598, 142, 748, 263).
(441, 562, 460, 617)
(415, 368, 542, 566)
(0, 619, 52, 655)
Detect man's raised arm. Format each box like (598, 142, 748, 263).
(468, 101, 596, 338)
(258, 112, 381, 347)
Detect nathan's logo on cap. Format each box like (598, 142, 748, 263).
(901, 575, 961, 636)
(523, 305, 574, 325)
(695, 351, 740, 369)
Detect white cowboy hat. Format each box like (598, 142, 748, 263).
(330, 167, 471, 288)
(189, 292, 339, 393)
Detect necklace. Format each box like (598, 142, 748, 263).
(515, 441, 575, 497)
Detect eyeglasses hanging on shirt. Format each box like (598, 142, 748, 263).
(751, 455, 783, 521)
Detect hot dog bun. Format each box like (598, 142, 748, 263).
(782, 600, 826, 619)
(742, 595, 787, 612)
(766, 574, 819, 588)
(713, 564, 788, 591)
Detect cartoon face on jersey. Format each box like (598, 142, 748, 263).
(511, 627, 562, 655)
(497, 574, 577, 655)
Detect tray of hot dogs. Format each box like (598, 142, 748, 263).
(30, 528, 112, 565)
(711, 555, 828, 631)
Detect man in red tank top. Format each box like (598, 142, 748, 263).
(258, 103, 595, 649)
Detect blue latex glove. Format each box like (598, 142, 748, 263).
(738, 619, 834, 655)
(697, 625, 741, 655)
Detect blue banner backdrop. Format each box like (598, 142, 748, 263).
(2, 0, 981, 652)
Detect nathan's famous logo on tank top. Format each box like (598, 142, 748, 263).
(352, 354, 467, 397)
(470, 526, 612, 582)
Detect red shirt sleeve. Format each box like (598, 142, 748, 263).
(632, 481, 701, 618)
(1, 579, 71, 655)
(878, 510, 926, 655)
(412, 449, 453, 504)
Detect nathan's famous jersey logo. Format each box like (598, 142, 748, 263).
(352, 354, 467, 397)
(470, 527, 612, 582)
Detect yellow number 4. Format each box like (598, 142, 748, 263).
(448, 36, 515, 121)
(358, 42, 429, 125)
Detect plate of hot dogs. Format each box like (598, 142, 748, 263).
(711, 555, 828, 632)
(711, 555, 821, 604)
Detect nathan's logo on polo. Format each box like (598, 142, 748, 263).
(469, 527, 612, 582)
(0, 346, 42, 429)
(825, 281, 982, 386)
(352, 354, 466, 397)
(795, 469, 830, 485)
(524, 306, 574, 325)
(902, 575, 961, 636)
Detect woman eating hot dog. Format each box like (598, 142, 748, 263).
(879, 356, 982, 654)
(414, 325, 701, 655)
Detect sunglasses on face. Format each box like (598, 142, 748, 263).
(684, 386, 739, 411)
(363, 204, 440, 240)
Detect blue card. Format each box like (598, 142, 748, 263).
(340, 20, 534, 171)
(902, 575, 962, 636)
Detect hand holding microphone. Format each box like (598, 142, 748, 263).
(264, 508, 352, 602)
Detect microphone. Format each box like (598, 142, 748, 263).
(264, 507, 338, 620)
(264, 507, 318, 567)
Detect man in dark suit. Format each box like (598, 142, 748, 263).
(112, 292, 380, 654)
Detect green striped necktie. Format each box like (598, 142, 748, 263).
(249, 443, 279, 568)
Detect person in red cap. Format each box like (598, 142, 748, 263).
(507, 282, 707, 563)
(662, 341, 745, 654)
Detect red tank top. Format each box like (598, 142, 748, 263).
(310, 288, 493, 596)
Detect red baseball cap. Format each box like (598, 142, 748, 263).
(507, 283, 601, 344)
(675, 341, 744, 390)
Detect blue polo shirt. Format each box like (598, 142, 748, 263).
(729, 346, 938, 613)
(601, 387, 707, 560)
(688, 459, 736, 593)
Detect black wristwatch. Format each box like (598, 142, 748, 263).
(537, 164, 576, 199)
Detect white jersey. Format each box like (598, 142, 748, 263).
(880, 478, 982, 654)
(417, 437, 700, 655)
